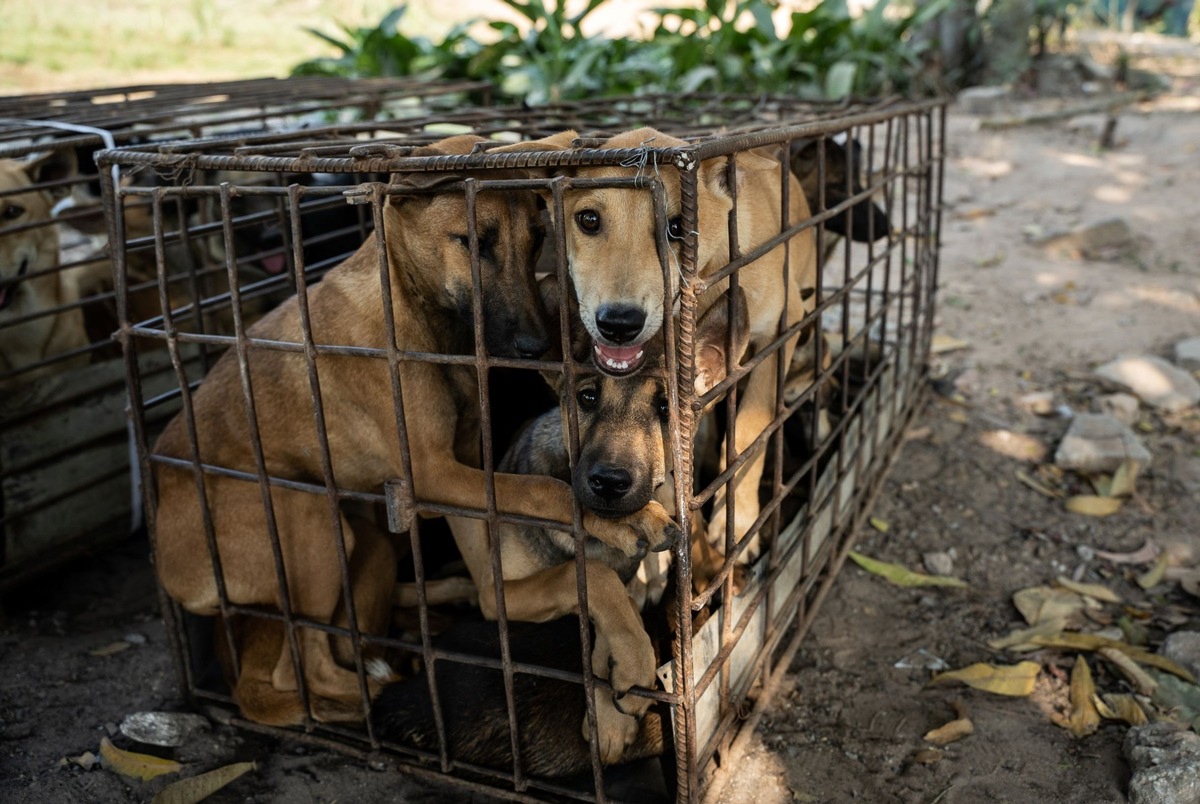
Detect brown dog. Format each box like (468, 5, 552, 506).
(401, 284, 748, 762)
(492, 129, 820, 564)
(0, 152, 89, 386)
(151, 135, 679, 725)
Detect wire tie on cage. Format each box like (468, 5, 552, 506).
(384, 477, 415, 534)
(343, 184, 376, 206)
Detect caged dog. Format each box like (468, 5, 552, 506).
(0, 151, 90, 386)
(394, 281, 749, 762)
(491, 129, 821, 565)
(151, 135, 678, 731)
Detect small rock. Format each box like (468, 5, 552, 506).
(72, 751, 98, 771)
(1124, 722, 1200, 804)
(1054, 413, 1152, 474)
(1095, 355, 1200, 412)
(1174, 336, 1200, 371)
(957, 85, 1011, 115)
(1094, 393, 1140, 426)
(923, 551, 954, 576)
(0, 722, 33, 741)
(1018, 391, 1056, 416)
(123, 633, 147, 645)
(1159, 632, 1200, 682)
(104, 722, 118, 737)
(953, 367, 981, 397)
(119, 711, 210, 748)
(1170, 454, 1200, 494)
(1035, 217, 1138, 260)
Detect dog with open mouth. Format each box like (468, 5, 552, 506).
(491, 129, 822, 564)
(0, 152, 89, 386)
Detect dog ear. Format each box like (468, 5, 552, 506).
(386, 135, 490, 204)
(487, 130, 580, 158)
(22, 149, 78, 201)
(700, 148, 778, 200)
(694, 286, 750, 397)
(791, 137, 891, 242)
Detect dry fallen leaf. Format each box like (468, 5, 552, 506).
(1030, 633, 1195, 683)
(848, 551, 967, 589)
(931, 334, 970, 354)
(1093, 539, 1159, 565)
(913, 748, 943, 765)
(1066, 658, 1101, 738)
(988, 622, 1064, 651)
(1094, 693, 1148, 726)
(980, 430, 1048, 462)
(1099, 647, 1159, 696)
(1136, 552, 1170, 590)
(924, 716, 974, 746)
(151, 762, 255, 804)
(1053, 577, 1122, 604)
(1012, 586, 1086, 629)
(1108, 460, 1141, 498)
(89, 641, 131, 658)
(99, 738, 182, 782)
(869, 517, 890, 534)
(1065, 495, 1122, 517)
(929, 662, 1041, 697)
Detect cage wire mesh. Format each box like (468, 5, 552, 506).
(96, 94, 946, 803)
(0, 76, 490, 589)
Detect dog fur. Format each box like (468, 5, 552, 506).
(151, 135, 678, 729)
(0, 152, 89, 385)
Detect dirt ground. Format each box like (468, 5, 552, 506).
(3, 38, 1200, 804)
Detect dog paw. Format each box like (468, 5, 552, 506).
(585, 502, 679, 558)
(586, 695, 640, 765)
(604, 635, 655, 720)
(626, 500, 680, 554)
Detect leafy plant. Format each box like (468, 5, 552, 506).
(292, 0, 956, 103)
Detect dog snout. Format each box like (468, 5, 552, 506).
(587, 464, 633, 501)
(594, 304, 646, 345)
(512, 331, 549, 359)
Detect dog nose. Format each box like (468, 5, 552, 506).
(587, 464, 632, 501)
(513, 332, 549, 359)
(594, 305, 646, 344)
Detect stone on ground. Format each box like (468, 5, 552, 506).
(1054, 413, 1151, 473)
(1095, 355, 1200, 413)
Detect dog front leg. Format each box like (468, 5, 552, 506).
(706, 338, 797, 563)
(416, 458, 679, 558)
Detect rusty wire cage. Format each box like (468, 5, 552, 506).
(0, 76, 491, 589)
(98, 94, 946, 802)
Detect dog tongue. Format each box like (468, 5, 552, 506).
(593, 342, 645, 375)
(261, 254, 288, 274)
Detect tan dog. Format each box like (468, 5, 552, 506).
(0, 152, 89, 386)
(492, 129, 820, 563)
(152, 135, 678, 726)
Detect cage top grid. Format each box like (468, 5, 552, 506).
(0, 76, 492, 158)
(95, 95, 943, 175)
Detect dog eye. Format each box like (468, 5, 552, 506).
(2, 204, 23, 220)
(667, 216, 684, 241)
(657, 397, 670, 420)
(574, 209, 601, 235)
(451, 234, 470, 249)
(577, 386, 598, 410)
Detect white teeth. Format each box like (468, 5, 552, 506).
(600, 350, 643, 372)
